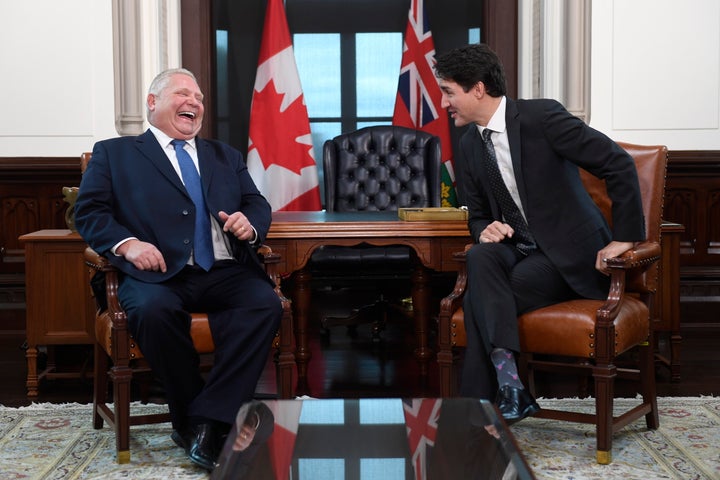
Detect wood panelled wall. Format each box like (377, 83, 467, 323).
(0, 157, 83, 330)
(0, 151, 718, 331)
(664, 151, 720, 300)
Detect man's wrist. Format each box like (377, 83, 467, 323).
(248, 226, 259, 245)
(112, 237, 137, 256)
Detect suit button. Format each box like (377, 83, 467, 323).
(182, 209, 189, 215)
(183, 239, 190, 245)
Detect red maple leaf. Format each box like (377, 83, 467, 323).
(249, 81, 315, 174)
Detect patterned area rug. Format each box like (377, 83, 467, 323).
(0, 397, 717, 479)
(512, 396, 720, 480)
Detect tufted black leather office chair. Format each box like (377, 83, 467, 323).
(311, 125, 442, 338)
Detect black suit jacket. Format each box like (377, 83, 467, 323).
(455, 98, 645, 299)
(75, 130, 272, 284)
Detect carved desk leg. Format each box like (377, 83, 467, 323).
(292, 268, 313, 394)
(411, 264, 432, 377)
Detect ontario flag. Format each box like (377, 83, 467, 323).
(247, 0, 321, 211)
(393, 0, 457, 207)
(402, 398, 442, 480)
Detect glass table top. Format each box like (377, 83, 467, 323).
(211, 397, 535, 480)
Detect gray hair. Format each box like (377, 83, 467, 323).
(146, 68, 198, 117)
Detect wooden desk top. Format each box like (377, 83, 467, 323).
(19, 229, 82, 242)
(268, 211, 470, 239)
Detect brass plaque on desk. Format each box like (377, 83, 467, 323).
(398, 207, 468, 221)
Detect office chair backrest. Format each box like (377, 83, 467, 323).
(323, 126, 442, 212)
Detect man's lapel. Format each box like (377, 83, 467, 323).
(134, 130, 190, 197)
(505, 99, 530, 208)
(195, 138, 215, 190)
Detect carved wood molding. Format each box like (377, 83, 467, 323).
(667, 150, 720, 174)
(0, 158, 82, 180)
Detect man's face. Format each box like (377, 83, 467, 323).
(439, 78, 481, 128)
(147, 73, 204, 140)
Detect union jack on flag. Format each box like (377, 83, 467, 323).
(402, 398, 442, 480)
(393, 0, 457, 206)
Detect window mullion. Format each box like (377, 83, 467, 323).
(340, 33, 357, 133)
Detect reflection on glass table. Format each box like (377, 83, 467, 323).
(212, 397, 535, 480)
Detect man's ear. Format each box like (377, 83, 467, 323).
(147, 93, 156, 111)
(472, 82, 486, 98)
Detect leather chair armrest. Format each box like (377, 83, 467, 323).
(598, 240, 661, 328)
(607, 240, 661, 296)
(605, 240, 661, 270)
(84, 247, 113, 272)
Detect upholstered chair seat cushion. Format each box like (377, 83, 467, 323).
(95, 312, 215, 360)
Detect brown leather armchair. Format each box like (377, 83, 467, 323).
(79, 153, 295, 464)
(437, 142, 667, 464)
(311, 126, 442, 337)
(85, 246, 295, 464)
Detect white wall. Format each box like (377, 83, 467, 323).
(0, 0, 718, 157)
(590, 0, 720, 150)
(0, 0, 116, 157)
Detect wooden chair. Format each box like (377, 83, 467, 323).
(85, 246, 294, 464)
(437, 143, 667, 464)
(79, 154, 295, 464)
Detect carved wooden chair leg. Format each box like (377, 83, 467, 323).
(593, 363, 616, 464)
(92, 343, 108, 430)
(111, 365, 133, 464)
(640, 340, 660, 429)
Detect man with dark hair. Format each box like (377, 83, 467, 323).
(75, 68, 282, 469)
(434, 44, 645, 423)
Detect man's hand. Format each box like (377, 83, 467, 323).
(219, 210, 256, 242)
(479, 221, 515, 243)
(596, 241, 635, 275)
(116, 239, 167, 272)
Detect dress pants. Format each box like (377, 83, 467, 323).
(118, 260, 282, 429)
(460, 243, 578, 399)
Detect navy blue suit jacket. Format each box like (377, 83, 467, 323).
(455, 98, 645, 300)
(75, 130, 273, 283)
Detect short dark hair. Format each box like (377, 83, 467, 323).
(434, 44, 507, 97)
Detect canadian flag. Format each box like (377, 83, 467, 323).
(265, 400, 302, 480)
(247, 0, 321, 211)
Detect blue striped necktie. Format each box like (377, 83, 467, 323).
(171, 139, 214, 270)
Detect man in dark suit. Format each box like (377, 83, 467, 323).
(433, 44, 645, 423)
(75, 68, 282, 470)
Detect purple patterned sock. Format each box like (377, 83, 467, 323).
(490, 347, 524, 389)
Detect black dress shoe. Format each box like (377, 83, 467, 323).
(495, 385, 540, 425)
(188, 423, 219, 471)
(171, 428, 193, 453)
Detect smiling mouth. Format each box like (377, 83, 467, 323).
(179, 111, 196, 119)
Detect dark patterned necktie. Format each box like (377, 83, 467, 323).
(480, 129, 535, 254)
(171, 139, 214, 270)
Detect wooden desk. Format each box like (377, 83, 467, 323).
(265, 211, 471, 390)
(19, 229, 95, 396)
(655, 221, 684, 381)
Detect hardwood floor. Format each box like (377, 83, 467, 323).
(1, 290, 718, 408)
